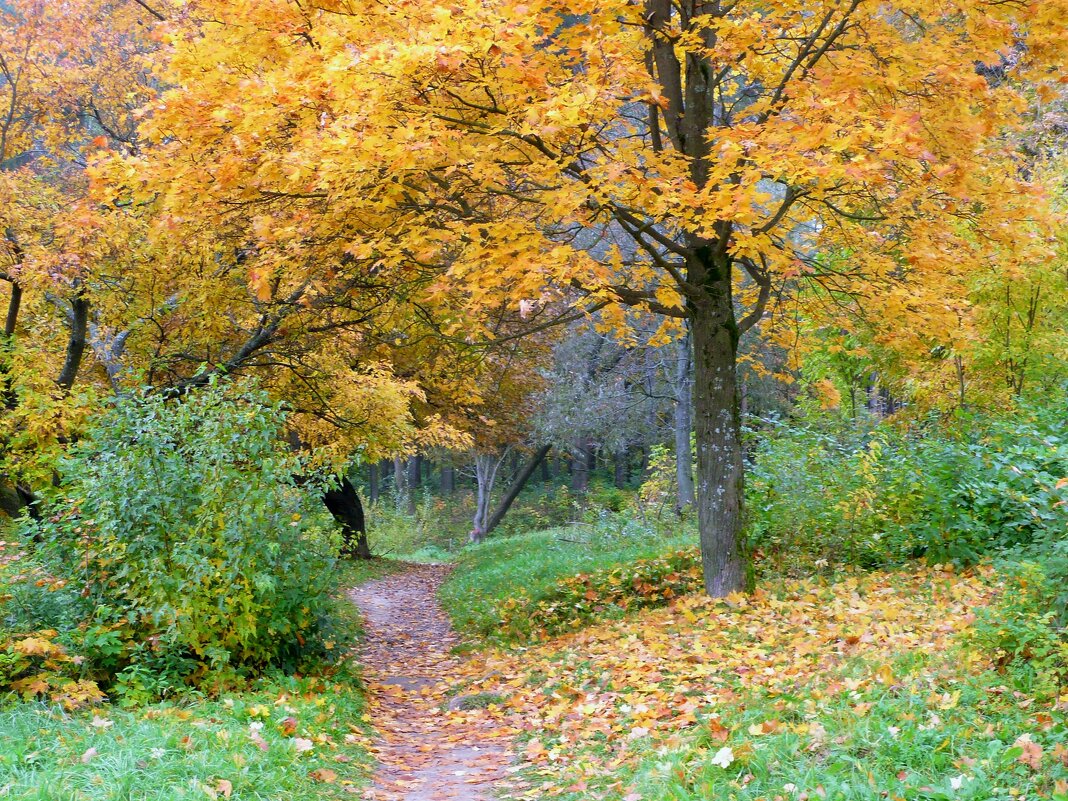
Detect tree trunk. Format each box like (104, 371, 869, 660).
(441, 464, 455, 493)
(472, 452, 505, 543)
(674, 331, 696, 512)
(690, 250, 748, 597)
(56, 294, 89, 391)
(540, 457, 550, 483)
(1, 280, 20, 409)
(570, 438, 589, 492)
(322, 477, 371, 559)
(485, 445, 551, 535)
(613, 449, 627, 489)
(368, 462, 380, 504)
(404, 456, 418, 514)
(393, 455, 407, 508)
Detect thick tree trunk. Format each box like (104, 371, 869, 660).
(674, 331, 696, 512)
(323, 477, 371, 559)
(56, 294, 89, 391)
(485, 444, 551, 535)
(690, 250, 748, 597)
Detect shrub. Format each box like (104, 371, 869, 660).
(0, 629, 105, 709)
(747, 398, 1068, 572)
(23, 381, 340, 694)
(965, 563, 1068, 695)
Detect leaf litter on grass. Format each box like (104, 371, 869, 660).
(434, 564, 1057, 799)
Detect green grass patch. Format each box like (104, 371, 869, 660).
(622, 656, 1068, 801)
(0, 670, 372, 800)
(439, 521, 694, 644)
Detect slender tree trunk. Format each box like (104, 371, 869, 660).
(674, 331, 696, 512)
(690, 250, 748, 597)
(322, 477, 371, 560)
(540, 457, 550, 483)
(613, 449, 627, 489)
(393, 455, 407, 511)
(571, 437, 589, 492)
(1, 280, 20, 409)
(472, 451, 506, 543)
(485, 445, 551, 535)
(441, 464, 455, 493)
(368, 462, 380, 504)
(404, 456, 418, 514)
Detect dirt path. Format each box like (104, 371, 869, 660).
(349, 564, 515, 801)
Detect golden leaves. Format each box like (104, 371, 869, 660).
(445, 565, 997, 791)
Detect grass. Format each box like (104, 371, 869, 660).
(0, 552, 394, 800)
(440, 560, 1068, 801)
(624, 653, 1068, 801)
(0, 671, 373, 800)
(438, 517, 695, 641)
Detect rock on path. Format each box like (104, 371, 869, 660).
(349, 564, 514, 801)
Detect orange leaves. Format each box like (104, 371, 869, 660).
(444, 565, 997, 793)
(1014, 734, 1044, 771)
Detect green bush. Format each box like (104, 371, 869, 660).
(748, 398, 1068, 572)
(747, 417, 925, 570)
(22, 381, 341, 694)
(965, 563, 1068, 695)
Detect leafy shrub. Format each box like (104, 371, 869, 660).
(490, 548, 703, 642)
(965, 563, 1068, 694)
(0, 629, 105, 709)
(747, 417, 925, 570)
(748, 398, 1068, 573)
(23, 381, 341, 694)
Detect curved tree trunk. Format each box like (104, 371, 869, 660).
(323, 477, 371, 560)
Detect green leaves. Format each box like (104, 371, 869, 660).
(23, 380, 342, 695)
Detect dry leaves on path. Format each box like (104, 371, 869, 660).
(350, 565, 519, 801)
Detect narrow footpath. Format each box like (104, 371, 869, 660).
(349, 565, 515, 801)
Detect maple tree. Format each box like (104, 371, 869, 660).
(0, 0, 160, 513)
(119, 0, 1066, 593)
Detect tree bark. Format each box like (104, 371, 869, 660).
(485, 444, 551, 535)
(323, 477, 371, 559)
(408, 454, 422, 488)
(674, 330, 696, 512)
(440, 464, 455, 493)
(56, 294, 89, 391)
(570, 437, 589, 492)
(540, 457, 550, 483)
(613, 449, 627, 489)
(368, 462, 380, 504)
(1, 279, 20, 409)
(689, 248, 748, 596)
(471, 451, 505, 543)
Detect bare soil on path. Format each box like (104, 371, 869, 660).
(349, 564, 515, 801)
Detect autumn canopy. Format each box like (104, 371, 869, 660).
(2, 0, 1066, 593)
